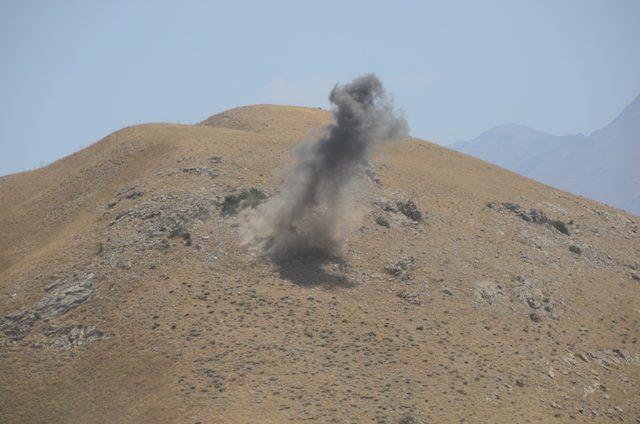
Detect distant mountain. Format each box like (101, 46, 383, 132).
(451, 95, 640, 214)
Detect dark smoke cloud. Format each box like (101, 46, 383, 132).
(243, 73, 408, 258)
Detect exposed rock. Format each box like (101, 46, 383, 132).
(181, 167, 218, 178)
(489, 202, 549, 224)
(396, 200, 422, 222)
(365, 167, 383, 187)
(397, 291, 422, 306)
(385, 257, 415, 280)
(0, 308, 36, 343)
(526, 297, 542, 309)
(374, 197, 398, 213)
(48, 325, 105, 349)
(473, 280, 504, 306)
(35, 274, 94, 320)
(125, 190, 145, 200)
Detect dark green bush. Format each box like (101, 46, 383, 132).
(568, 245, 581, 254)
(221, 188, 267, 216)
(548, 219, 570, 235)
(375, 216, 390, 228)
(169, 227, 192, 246)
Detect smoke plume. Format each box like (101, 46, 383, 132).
(243, 73, 408, 258)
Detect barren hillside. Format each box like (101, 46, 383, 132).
(1, 105, 639, 423)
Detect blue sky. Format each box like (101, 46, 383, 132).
(1, 0, 639, 176)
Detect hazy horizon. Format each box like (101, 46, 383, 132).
(1, 0, 639, 176)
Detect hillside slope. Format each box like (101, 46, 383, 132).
(1, 105, 639, 423)
(451, 94, 640, 215)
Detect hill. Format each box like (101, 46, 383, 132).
(1, 105, 639, 423)
(451, 95, 640, 215)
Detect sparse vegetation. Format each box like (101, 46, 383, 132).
(385, 257, 415, 278)
(375, 216, 390, 228)
(548, 219, 570, 235)
(169, 227, 192, 246)
(221, 188, 267, 216)
(568, 245, 582, 254)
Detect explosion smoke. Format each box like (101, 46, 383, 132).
(243, 73, 408, 258)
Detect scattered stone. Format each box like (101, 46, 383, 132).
(398, 415, 418, 424)
(48, 325, 105, 349)
(385, 257, 415, 278)
(489, 202, 548, 224)
(488, 202, 573, 236)
(473, 280, 503, 305)
(181, 167, 218, 178)
(397, 291, 421, 306)
(529, 312, 542, 323)
(125, 190, 145, 200)
(442, 288, 453, 296)
(374, 197, 398, 212)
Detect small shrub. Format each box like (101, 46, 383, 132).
(221, 188, 267, 216)
(375, 216, 390, 228)
(548, 219, 570, 235)
(169, 227, 192, 246)
(568, 245, 581, 254)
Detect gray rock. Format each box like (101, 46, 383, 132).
(473, 280, 503, 305)
(181, 167, 218, 178)
(489, 202, 549, 224)
(35, 274, 94, 320)
(0, 309, 36, 343)
(396, 200, 423, 222)
(374, 197, 397, 212)
(527, 297, 542, 309)
(529, 312, 542, 322)
(49, 325, 104, 349)
(365, 167, 382, 187)
(2, 308, 28, 324)
(385, 257, 415, 277)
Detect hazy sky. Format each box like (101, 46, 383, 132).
(1, 0, 639, 176)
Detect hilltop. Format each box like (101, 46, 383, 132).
(1, 105, 639, 423)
